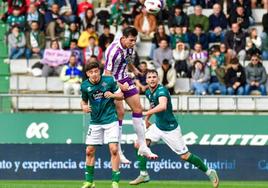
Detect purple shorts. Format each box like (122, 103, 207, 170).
(118, 77, 139, 98)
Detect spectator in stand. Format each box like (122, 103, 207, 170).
(99, 24, 115, 53)
(132, 0, 144, 20)
(170, 25, 188, 49)
(83, 36, 103, 63)
(189, 43, 208, 66)
(57, 0, 77, 24)
(173, 41, 189, 77)
(261, 12, 268, 60)
(191, 60, 210, 95)
(7, 6, 26, 30)
(228, 0, 252, 22)
(1, 0, 26, 22)
(60, 55, 82, 95)
(69, 39, 84, 66)
(168, 5, 189, 34)
(149, 24, 170, 60)
(78, 23, 98, 48)
(42, 39, 66, 77)
(208, 58, 226, 95)
(8, 26, 26, 59)
(134, 7, 157, 40)
(224, 23, 246, 64)
(229, 6, 250, 30)
(62, 22, 80, 49)
(188, 24, 208, 50)
(153, 39, 173, 69)
(26, 3, 44, 31)
(188, 5, 209, 32)
(25, 21, 45, 60)
(157, 59, 177, 94)
(246, 28, 262, 60)
(110, 0, 130, 25)
(210, 45, 225, 67)
(209, 3, 228, 43)
(245, 54, 267, 95)
(77, 0, 93, 19)
(45, 4, 65, 40)
(135, 61, 149, 94)
(191, 0, 219, 8)
(225, 58, 246, 95)
(251, 0, 268, 9)
(81, 8, 98, 30)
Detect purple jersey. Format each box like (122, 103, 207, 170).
(104, 38, 135, 81)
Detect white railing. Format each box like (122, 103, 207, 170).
(1, 94, 268, 113)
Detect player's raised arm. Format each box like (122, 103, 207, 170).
(143, 96, 167, 116)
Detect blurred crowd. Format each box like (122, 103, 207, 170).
(1, 0, 268, 96)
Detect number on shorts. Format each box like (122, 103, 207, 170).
(87, 128, 92, 136)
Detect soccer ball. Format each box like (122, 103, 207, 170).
(144, 0, 163, 14)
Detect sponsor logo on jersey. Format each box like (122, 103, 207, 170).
(92, 90, 104, 102)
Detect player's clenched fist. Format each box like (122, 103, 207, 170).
(81, 104, 91, 113)
(104, 91, 114, 98)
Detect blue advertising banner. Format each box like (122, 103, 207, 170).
(0, 144, 268, 180)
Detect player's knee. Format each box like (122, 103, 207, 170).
(110, 146, 119, 156)
(180, 152, 190, 161)
(86, 147, 95, 157)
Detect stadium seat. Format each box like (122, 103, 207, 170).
(15, 97, 33, 110)
(200, 97, 218, 110)
(262, 60, 268, 73)
(136, 42, 152, 58)
(32, 97, 51, 110)
(249, 25, 264, 36)
(28, 77, 46, 92)
(202, 9, 213, 17)
(218, 97, 236, 111)
(255, 97, 268, 110)
(70, 98, 81, 110)
(50, 97, 69, 110)
(10, 59, 28, 74)
(174, 78, 191, 94)
(171, 97, 178, 111)
(46, 77, 64, 92)
(187, 96, 200, 111)
(237, 97, 255, 111)
(252, 9, 266, 24)
(18, 76, 31, 90)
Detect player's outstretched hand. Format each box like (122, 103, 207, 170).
(82, 104, 91, 113)
(104, 91, 114, 98)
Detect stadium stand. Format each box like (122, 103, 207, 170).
(0, 0, 268, 113)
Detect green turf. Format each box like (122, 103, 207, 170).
(0, 181, 267, 188)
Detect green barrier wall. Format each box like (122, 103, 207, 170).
(0, 113, 268, 145)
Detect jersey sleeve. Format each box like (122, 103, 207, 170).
(80, 84, 89, 102)
(145, 89, 150, 100)
(105, 45, 119, 72)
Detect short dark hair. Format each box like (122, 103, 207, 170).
(122, 27, 138, 37)
(162, 59, 170, 65)
(103, 24, 110, 29)
(140, 61, 147, 65)
(85, 62, 100, 71)
(86, 23, 93, 29)
(230, 58, 239, 65)
(70, 39, 78, 44)
(194, 24, 203, 30)
(147, 69, 158, 76)
(31, 21, 39, 25)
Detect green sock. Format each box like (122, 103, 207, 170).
(112, 171, 120, 182)
(85, 165, 94, 182)
(136, 149, 147, 171)
(186, 153, 208, 173)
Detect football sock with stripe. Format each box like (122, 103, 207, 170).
(186, 153, 208, 173)
(112, 171, 120, 182)
(85, 165, 94, 182)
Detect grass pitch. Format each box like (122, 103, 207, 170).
(0, 181, 268, 188)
